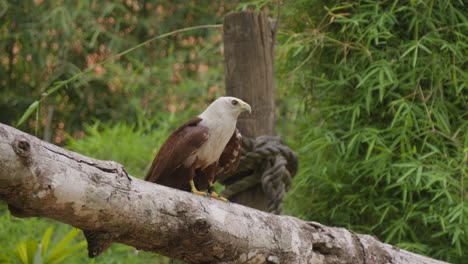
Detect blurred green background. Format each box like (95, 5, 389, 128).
(0, 0, 466, 263)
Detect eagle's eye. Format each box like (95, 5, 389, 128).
(231, 100, 239, 106)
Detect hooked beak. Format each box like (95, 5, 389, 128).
(241, 102, 252, 114)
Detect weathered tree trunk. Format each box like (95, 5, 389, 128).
(0, 123, 447, 264)
(224, 12, 276, 211)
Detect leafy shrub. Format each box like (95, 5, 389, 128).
(0, 215, 86, 264)
(64, 112, 191, 178)
(1, 0, 228, 144)
(279, 0, 467, 262)
(0, 208, 169, 264)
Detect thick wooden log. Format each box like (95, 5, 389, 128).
(224, 12, 276, 211)
(0, 123, 447, 264)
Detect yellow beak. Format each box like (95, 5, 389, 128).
(241, 102, 252, 113)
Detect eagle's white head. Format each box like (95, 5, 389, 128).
(194, 96, 251, 168)
(199, 96, 251, 120)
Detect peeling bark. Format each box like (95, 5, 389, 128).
(0, 124, 447, 264)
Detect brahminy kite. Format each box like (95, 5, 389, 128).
(145, 96, 251, 201)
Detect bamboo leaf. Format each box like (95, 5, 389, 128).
(397, 167, 417, 184)
(415, 166, 422, 186)
(412, 45, 419, 67)
(357, 67, 380, 88)
(40, 226, 54, 256)
(365, 138, 376, 161)
(48, 241, 86, 264)
(46, 228, 81, 263)
(17, 101, 39, 127)
(400, 43, 417, 59)
(15, 240, 38, 264)
(418, 42, 432, 54)
(16, 242, 29, 264)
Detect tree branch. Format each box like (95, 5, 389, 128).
(0, 123, 447, 264)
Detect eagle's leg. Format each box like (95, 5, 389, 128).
(207, 183, 228, 202)
(189, 180, 209, 196)
(205, 163, 228, 202)
(189, 164, 209, 196)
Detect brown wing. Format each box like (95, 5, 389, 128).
(145, 117, 208, 189)
(216, 128, 242, 177)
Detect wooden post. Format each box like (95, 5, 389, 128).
(223, 12, 276, 211)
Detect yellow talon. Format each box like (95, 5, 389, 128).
(190, 180, 208, 196)
(208, 182, 228, 202)
(210, 191, 228, 202)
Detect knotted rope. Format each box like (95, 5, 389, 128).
(218, 136, 298, 214)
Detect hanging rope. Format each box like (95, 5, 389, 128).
(219, 136, 298, 214)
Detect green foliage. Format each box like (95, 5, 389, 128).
(280, 0, 467, 262)
(2, 0, 466, 263)
(1, 0, 229, 144)
(0, 204, 170, 263)
(0, 209, 86, 264)
(15, 24, 222, 129)
(65, 111, 193, 178)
